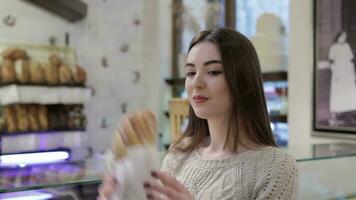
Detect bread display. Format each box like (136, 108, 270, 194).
(4, 105, 17, 132)
(38, 105, 49, 130)
(58, 64, 72, 85)
(15, 104, 29, 132)
(67, 105, 86, 129)
(0, 106, 6, 132)
(43, 63, 59, 85)
(1, 59, 16, 83)
(72, 65, 86, 85)
(14, 59, 30, 84)
(27, 105, 39, 131)
(2, 48, 28, 61)
(49, 54, 62, 67)
(29, 61, 45, 84)
(112, 110, 157, 160)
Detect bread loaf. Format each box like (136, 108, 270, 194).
(1, 59, 16, 83)
(112, 110, 157, 160)
(29, 61, 46, 84)
(15, 59, 30, 84)
(58, 64, 72, 85)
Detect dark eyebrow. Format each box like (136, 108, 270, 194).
(185, 60, 222, 67)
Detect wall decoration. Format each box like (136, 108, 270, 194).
(100, 117, 108, 129)
(133, 70, 140, 83)
(101, 56, 108, 67)
(120, 43, 129, 53)
(3, 14, 16, 27)
(170, 0, 234, 97)
(314, 0, 356, 134)
(134, 18, 141, 26)
(120, 102, 127, 114)
(49, 36, 57, 45)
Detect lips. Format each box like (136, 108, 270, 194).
(192, 95, 209, 103)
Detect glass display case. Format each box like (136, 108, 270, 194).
(1, 143, 356, 199)
(0, 158, 104, 199)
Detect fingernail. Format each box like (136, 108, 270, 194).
(151, 171, 157, 178)
(143, 182, 150, 188)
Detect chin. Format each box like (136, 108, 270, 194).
(192, 108, 211, 119)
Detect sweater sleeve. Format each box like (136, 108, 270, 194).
(254, 150, 299, 200)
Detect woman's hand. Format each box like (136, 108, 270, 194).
(143, 171, 193, 200)
(97, 173, 118, 200)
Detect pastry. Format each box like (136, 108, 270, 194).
(58, 64, 72, 85)
(4, 105, 17, 132)
(2, 48, 28, 61)
(15, 104, 29, 132)
(29, 61, 46, 84)
(38, 105, 49, 130)
(27, 105, 40, 131)
(0, 106, 6, 132)
(15, 59, 30, 84)
(71, 65, 87, 85)
(13, 49, 29, 60)
(112, 110, 157, 160)
(49, 54, 62, 67)
(1, 59, 16, 83)
(43, 63, 58, 85)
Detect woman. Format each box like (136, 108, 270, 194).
(328, 31, 356, 125)
(99, 27, 299, 200)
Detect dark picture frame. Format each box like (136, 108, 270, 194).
(170, 0, 234, 96)
(313, 0, 356, 134)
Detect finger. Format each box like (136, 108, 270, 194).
(144, 181, 178, 200)
(151, 171, 186, 193)
(144, 186, 166, 200)
(98, 175, 117, 199)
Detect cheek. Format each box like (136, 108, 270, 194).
(185, 80, 192, 96)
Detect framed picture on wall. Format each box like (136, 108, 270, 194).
(313, 0, 356, 134)
(171, 0, 234, 82)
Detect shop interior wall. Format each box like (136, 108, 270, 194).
(0, 0, 164, 154)
(288, 0, 356, 149)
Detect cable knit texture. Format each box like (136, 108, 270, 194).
(161, 146, 299, 200)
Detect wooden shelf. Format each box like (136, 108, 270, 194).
(165, 71, 287, 86)
(262, 71, 287, 82)
(23, 0, 87, 22)
(165, 78, 185, 86)
(270, 115, 287, 123)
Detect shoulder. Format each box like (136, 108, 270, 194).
(161, 149, 193, 176)
(254, 147, 298, 178)
(251, 147, 299, 199)
(161, 137, 195, 176)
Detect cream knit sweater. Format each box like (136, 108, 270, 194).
(161, 146, 299, 200)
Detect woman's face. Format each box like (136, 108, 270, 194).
(185, 42, 231, 119)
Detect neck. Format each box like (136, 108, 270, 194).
(205, 116, 230, 153)
(202, 116, 258, 157)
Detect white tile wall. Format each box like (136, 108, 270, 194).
(0, 0, 161, 155)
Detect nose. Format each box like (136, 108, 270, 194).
(192, 72, 206, 89)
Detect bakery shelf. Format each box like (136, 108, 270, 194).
(0, 84, 92, 105)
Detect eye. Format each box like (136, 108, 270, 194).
(186, 71, 196, 77)
(208, 70, 223, 76)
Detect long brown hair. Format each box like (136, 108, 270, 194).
(173, 27, 277, 153)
